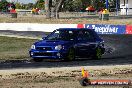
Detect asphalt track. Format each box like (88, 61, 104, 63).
(0, 34, 132, 69)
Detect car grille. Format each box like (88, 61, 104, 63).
(34, 52, 52, 56)
(36, 47, 52, 51)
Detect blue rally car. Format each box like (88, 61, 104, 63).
(29, 28, 105, 62)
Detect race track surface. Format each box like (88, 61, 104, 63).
(0, 34, 132, 69)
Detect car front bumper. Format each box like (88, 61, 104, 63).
(29, 50, 68, 59)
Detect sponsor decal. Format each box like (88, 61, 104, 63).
(126, 25, 132, 34)
(77, 24, 85, 28)
(90, 79, 130, 85)
(85, 24, 126, 34)
(79, 67, 131, 86)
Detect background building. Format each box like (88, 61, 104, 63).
(120, 0, 132, 15)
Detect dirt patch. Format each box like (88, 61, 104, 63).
(0, 65, 131, 88)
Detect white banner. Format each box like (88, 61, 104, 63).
(0, 23, 77, 32)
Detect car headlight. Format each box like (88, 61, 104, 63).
(55, 45, 62, 50)
(31, 45, 35, 49)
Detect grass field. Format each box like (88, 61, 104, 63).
(0, 17, 132, 24)
(0, 36, 37, 60)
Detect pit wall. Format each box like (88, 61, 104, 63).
(0, 23, 132, 34)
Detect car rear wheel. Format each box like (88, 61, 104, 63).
(33, 58, 43, 62)
(64, 48, 75, 61)
(92, 47, 102, 60)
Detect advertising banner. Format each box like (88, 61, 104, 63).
(84, 24, 126, 34)
(77, 24, 85, 28)
(126, 25, 132, 34)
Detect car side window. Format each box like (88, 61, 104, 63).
(47, 31, 59, 40)
(68, 31, 75, 40)
(77, 31, 95, 41)
(77, 31, 83, 40)
(84, 31, 95, 40)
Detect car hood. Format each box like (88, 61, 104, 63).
(34, 40, 72, 46)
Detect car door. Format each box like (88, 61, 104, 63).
(75, 30, 96, 57)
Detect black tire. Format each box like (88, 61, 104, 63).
(92, 47, 102, 60)
(64, 48, 75, 61)
(33, 58, 43, 62)
(79, 78, 91, 86)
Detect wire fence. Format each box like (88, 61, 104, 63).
(0, 11, 132, 19)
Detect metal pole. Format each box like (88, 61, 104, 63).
(116, 0, 118, 16)
(106, 0, 108, 9)
(126, 0, 128, 15)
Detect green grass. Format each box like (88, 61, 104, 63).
(0, 36, 37, 60)
(0, 17, 132, 24)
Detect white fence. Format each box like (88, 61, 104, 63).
(0, 23, 77, 32)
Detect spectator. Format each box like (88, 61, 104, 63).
(32, 8, 36, 15)
(10, 8, 16, 13)
(35, 8, 39, 15)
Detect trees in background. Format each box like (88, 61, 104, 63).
(35, 0, 45, 9)
(0, 0, 15, 12)
(44, 0, 118, 18)
(62, 0, 83, 12)
(45, 0, 65, 18)
(0, 0, 118, 18)
(15, 2, 21, 9)
(0, 0, 8, 11)
(44, 0, 106, 18)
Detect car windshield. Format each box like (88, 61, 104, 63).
(46, 30, 76, 41)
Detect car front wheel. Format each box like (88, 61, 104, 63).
(64, 48, 75, 61)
